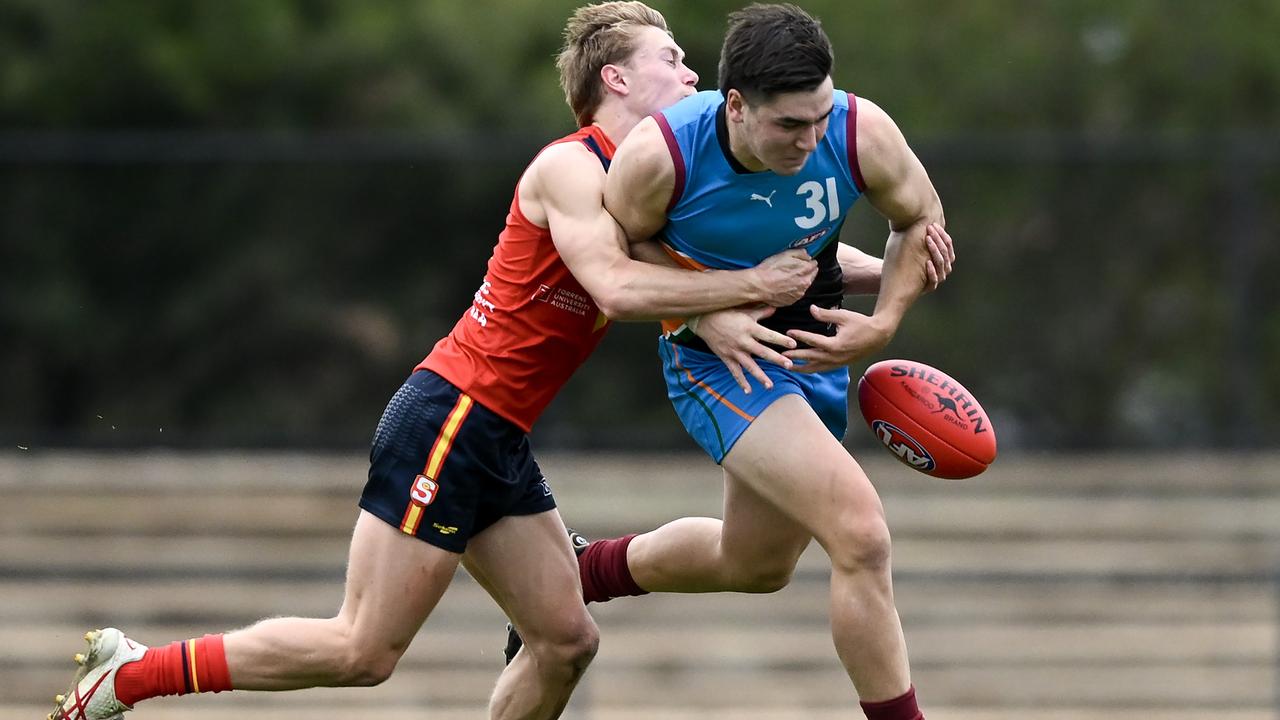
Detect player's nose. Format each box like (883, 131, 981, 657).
(796, 126, 819, 151)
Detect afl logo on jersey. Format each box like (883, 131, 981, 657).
(788, 228, 828, 249)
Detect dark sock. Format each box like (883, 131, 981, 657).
(578, 533, 648, 604)
(860, 685, 923, 720)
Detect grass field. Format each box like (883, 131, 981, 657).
(2, 450, 1277, 719)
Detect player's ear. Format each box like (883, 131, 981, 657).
(725, 88, 747, 122)
(600, 64, 627, 96)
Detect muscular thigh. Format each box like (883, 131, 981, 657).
(721, 468, 811, 574)
(338, 510, 462, 650)
(464, 510, 591, 643)
(721, 394, 885, 549)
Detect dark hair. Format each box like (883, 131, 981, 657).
(718, 3, 833, 102)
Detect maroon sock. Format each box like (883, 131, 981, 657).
(860, 685, 923, 720)
(578, 534, 648, 604)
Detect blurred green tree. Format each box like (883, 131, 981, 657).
(1, 1, 1276, 448)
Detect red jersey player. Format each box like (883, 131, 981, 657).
(49, 4, 822, 720)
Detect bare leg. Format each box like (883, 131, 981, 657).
(222, 510, 461, 689)
(467, 510, 599, 720)
(720, 394, 912, 702)
(625, 470, 811, 594)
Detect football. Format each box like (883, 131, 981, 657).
(856, 359, 997, 479)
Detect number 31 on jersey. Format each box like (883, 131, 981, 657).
(795, 177, 840, 230)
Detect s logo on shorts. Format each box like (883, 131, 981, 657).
(411, 475, 440, 505)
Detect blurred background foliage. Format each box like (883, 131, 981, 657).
(1, 0, 1277, 449)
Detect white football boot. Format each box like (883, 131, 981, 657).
(50, 628, 147, 720)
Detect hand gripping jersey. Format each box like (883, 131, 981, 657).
(419, 126, 615, 432)
(653, 89, 867, 342)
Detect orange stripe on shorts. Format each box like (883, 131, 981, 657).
(399, 393, 474, 535)
(672, 344, 756, 423)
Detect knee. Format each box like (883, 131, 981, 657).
(825, 515, 893, 576)
(560, 623, 601, 671)
(525, 615, 600, 673)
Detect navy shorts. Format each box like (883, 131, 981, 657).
(359, 369, 556, 553)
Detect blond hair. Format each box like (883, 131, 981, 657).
(557, 2, 670, 127)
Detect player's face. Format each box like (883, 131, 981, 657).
(734, 76, 835, 176)
(619, 26, 699, 116)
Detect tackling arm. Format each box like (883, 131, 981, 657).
(531, 140, 787, 321)
(532, 141, 752, 317)
(601, 119, 813, 300)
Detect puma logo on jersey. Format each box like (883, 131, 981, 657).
(749, 190, 776, 207)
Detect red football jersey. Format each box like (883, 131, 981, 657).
(419, 125, 616, 432)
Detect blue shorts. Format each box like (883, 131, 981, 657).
(659, 337, 850, 463)
(359, 370, 556, 553)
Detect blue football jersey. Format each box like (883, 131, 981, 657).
(654, 89, 865, 270)
(653, 89, 867, 340)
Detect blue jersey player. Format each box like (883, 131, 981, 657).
(587, 5, 954, 720)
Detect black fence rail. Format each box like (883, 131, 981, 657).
(2, 131, 1279, 452)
